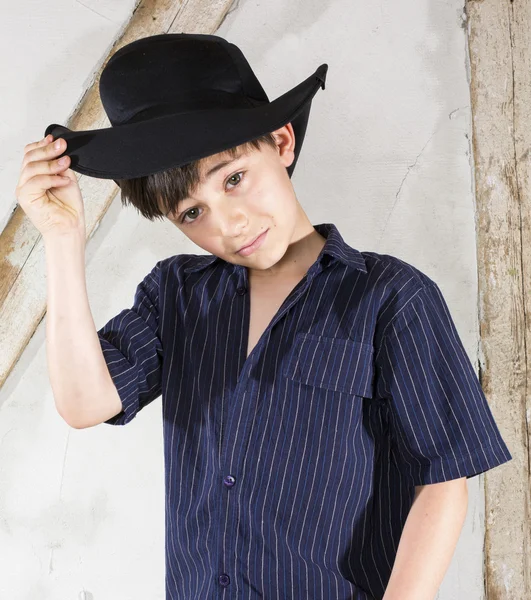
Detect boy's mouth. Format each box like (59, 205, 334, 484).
(236, 229, 269, 256)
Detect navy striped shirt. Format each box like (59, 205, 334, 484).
(97, 222, 512, 600)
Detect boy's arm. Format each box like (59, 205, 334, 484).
(45, 233, 122, 428)
(373, 281, 511, 598)
(383, 478, 468, 600)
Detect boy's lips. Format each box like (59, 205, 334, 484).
(237, 232, 261, 252)
(236, 229, 269, 255)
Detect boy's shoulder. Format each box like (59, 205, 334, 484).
(156, 252, 220, 276)
(359, 249, 436, 293)
(355, 250, 444, 336)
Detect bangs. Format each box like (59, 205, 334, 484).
(115, 133, 278, 222)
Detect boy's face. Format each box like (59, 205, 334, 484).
(165, 123, 308, 275)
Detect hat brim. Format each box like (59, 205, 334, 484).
(44, 64, 327, 181)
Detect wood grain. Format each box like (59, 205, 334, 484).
(466, 0, 530, 597)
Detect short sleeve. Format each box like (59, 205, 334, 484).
(374, 282, 512, 485)
(97, 261, 163, 426)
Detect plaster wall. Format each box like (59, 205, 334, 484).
(0, 1, 487, 598)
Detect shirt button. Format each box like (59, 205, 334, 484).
(236, 286, 247, 295)
(223, 475, 236, 488)
(218, 573, 230, 587)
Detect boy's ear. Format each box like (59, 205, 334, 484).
(273, 122, 296, 169)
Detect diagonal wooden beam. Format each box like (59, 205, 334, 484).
(0, 0, 235, 389)
(466, 0, 531, 597)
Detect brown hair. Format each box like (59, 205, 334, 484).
(115, 132, 278, 222)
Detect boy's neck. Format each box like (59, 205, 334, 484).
(248, 221, 326, 281)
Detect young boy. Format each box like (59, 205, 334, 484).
(38, 33, 511, 599)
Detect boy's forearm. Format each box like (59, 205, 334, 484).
(382, 478, 468, 600)
(44, 233, 113, 425)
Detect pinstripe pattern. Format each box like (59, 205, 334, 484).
(97, 223, 512, 599)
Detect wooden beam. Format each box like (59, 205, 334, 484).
(466, 0, 530, 597)
(0, 0, 235, 389)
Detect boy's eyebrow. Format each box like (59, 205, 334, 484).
(202, 151, 243, 182)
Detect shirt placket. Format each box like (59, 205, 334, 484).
(215, 259, 328, 597)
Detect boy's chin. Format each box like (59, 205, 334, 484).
(243, 252, 289, 273)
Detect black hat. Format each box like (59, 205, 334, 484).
(44, 33, 328, 184)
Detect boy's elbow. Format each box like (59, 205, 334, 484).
(57, 406, 85, 429)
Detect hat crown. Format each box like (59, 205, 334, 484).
(99, 33, 270, 126)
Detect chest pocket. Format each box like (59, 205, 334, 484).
(282, 332, 374, 398)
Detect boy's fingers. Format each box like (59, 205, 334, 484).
(23, 134, 52, 153)
(22, 135, 54, 166)
(21, 135, 61, 173)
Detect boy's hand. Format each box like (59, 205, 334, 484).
(15, 135, 86, 239)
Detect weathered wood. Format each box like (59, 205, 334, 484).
(0, 0, 235, 388)
(466, 0, 531, 597)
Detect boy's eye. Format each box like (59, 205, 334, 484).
(180, 207, 201, 224)
(179, 171, 245, 225)
(226, 171, 244, 189)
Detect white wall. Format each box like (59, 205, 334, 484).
(0, 1, 484, 598)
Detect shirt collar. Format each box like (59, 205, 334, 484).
(183, 223, 367, 274)
(313, 223, 367, 273)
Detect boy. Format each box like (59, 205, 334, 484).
(26, 33, 511, 599)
